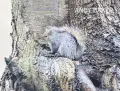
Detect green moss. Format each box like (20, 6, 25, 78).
(18, 39, 36, 77)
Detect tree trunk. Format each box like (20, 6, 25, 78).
(1, 0, 120, 91)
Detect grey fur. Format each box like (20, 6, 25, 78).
(45, 29, 85, 60)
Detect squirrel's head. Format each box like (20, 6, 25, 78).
(44, 26, 60, 36)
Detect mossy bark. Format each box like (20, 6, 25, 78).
(1, 0, 120, 91)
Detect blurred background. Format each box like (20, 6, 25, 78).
(0, 0, 12, 78)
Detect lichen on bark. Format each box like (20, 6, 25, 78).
(1, 0, 120, 91)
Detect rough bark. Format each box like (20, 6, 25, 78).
(1, 0, 120, 91)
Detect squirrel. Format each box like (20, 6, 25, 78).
(41, 26, 86, 60)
